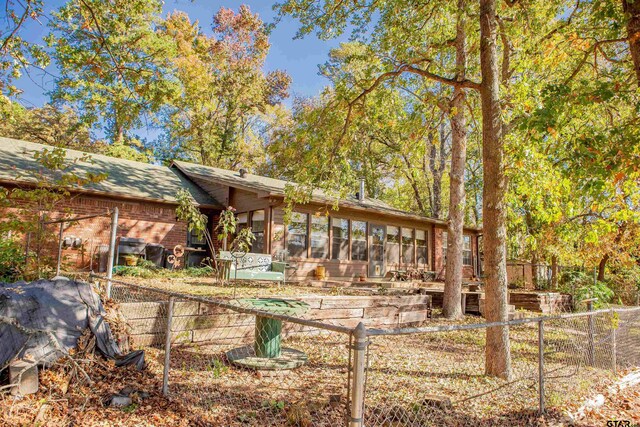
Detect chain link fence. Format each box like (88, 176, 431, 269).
(100, 276, 354, 426)
(94, 275, 640, 426)
(363, 307, 640, 426)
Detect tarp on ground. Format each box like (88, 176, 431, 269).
(0, 278, 144, 370)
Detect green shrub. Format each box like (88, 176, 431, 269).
(0, 237, 25, 282)
(114, 264, 214, 279)
(559, 270, 614, 309)
(574, 281, 614, 309)
(136, 258, 159, 270)
(182, 266, 214, 277)
(114, 265, 156, 278)
(604, 266, 640, 305)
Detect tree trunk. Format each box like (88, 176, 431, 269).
(531, 252, 539, 290)
(480, 0, 512, 380)
(113, 106, 125, 145)
(551, 254, 558, 289)
(597, 254, 609, 282)
(443, 2, 467, 319)
(429, 135, 444, 219)
(623, 0, 640, 84)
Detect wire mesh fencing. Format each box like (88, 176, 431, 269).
(362, 307, 640, 426)
(100, 276, 354, 426)
(95, 275, 640, 426)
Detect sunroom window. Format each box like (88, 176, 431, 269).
(287, 212, 308, 258)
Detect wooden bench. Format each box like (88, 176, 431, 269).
(217, 251, 286, 283)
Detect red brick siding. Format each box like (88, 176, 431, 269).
(433, 227, 477, 280)
(6, 192, 188, 271)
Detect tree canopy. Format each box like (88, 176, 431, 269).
(0, 0, 638, 311)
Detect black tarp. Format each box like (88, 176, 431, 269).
(0, 278, 144, 370)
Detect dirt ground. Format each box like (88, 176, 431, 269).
(3, 276, 639, 426)
(2, 316, 639, 426)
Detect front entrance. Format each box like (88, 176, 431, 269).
(369, 224, 386, 277)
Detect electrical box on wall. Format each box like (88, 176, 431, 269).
(62, 236, 83, 249)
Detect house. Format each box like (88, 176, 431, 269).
(0, 137, 222, 270)
(0, 137, 481, 280)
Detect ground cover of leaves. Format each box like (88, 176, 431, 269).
(2, 329, 638, 426)
(2, 302, 639, 426)
(93, 274, 377, 300)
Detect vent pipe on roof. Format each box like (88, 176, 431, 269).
(239, 168, 247, 178)
(358, 178, 365, 202)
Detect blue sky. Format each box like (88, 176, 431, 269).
(13, 0, 348, 109)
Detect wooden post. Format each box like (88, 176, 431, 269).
(461, 293, 467, 315)
(349, 323, 368, 427)
(538, 319, 545, 414)
(162, 296, 175, 396)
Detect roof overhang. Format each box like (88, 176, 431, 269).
(0, 178, 222, 209)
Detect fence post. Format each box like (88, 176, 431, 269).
(586, 299, 595, 366)
(538, 319, 545, 414)
(610, 308, 617, 374)
(162, 296, 175, 396)
(55, 222, 64, 277)
(105, 207, 118, 298)
(349, 322, 368, 427)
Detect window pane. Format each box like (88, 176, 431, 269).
(251, 210, 265, 253)
(236, 213, 247, 237)
(463, 235, 471, 250)
(188, 221, 207, 246)
(331, 218, 349, 260)
(287, 212, 308, 258)
(351, 220, 367, 261)
(387, 226, 400, 243)
(416, 229, 428, 266)
(370, 225, 384, 263)
(310, 215, 329, 258)
(386, 226, 400, 264)
(402, 228, 414, 264)
(463, 235, 472, 266)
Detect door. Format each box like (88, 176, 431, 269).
(369, 224, 386, 277)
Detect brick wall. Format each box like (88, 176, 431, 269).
(433, 228, 478, 280)
(8, 192, 189, 271)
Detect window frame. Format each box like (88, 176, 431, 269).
(250, 210, 265, 254)
(350, 220, 368, 261)
(286, 212, 309, 259)
(401, 227, 415, 265)
(463, 234, 473, 266)
(415, 229, 428, 267)
(331, 217, 350, 260)
(385, 225, 400, 265)
(310, 214, 330, 259)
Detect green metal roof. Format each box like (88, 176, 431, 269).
(0, 137, 221, 207)
(172, 160, 474, 229)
